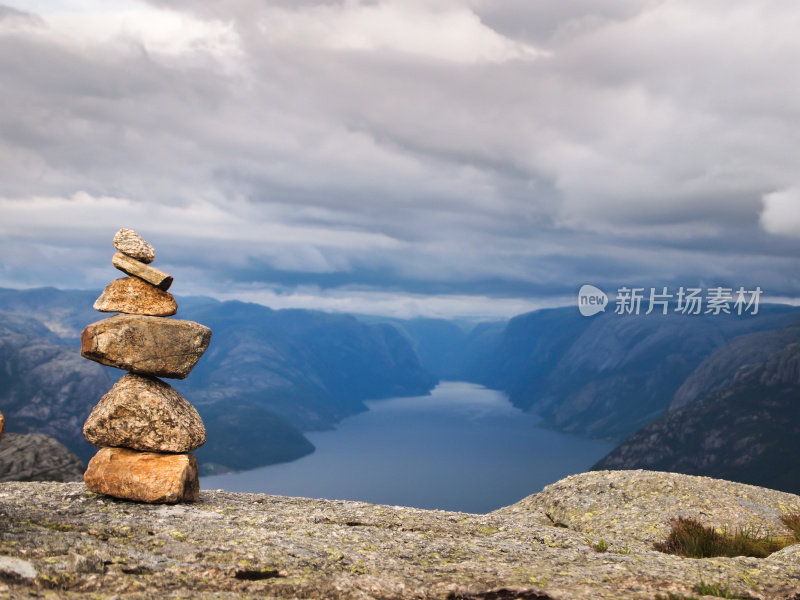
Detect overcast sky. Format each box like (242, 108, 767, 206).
(1, 0, 800, 319)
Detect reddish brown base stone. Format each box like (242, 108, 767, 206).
(84, 447, 199, 503)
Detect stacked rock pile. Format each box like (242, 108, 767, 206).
(81, 229, 212, 503)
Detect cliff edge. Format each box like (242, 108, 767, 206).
(1, 470, 799, 599)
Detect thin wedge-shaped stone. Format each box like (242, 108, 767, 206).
(112, 252, 173, 291)
(81, 315, 212, 379)
(84, 447, 199, 503)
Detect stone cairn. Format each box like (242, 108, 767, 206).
(80, 229, 212, 503)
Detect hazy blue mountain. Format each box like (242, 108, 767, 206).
(0, 307, 308, 472)
(194, 402, 314, 475)
(6, 284, 800, 484)
(0, 288, 436, 474)
(466, 308, 590, 395)
(357, 316, 506, 379)
(0, 287, 99, 340)
(468, 305, 800, 440)
(0, 311, 113, 463)
(595, 331, 800, 494)
(174, 300, 437, 431)
(0, 432, 85, 483)
(670, 322, 800, 409)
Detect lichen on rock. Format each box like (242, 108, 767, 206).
(0, 470, 798, 599)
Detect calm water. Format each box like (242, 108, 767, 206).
(201, 381, 614, 513)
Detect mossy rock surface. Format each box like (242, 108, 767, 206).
(0, 470, 798, 599)
(496, 469, 800, 546)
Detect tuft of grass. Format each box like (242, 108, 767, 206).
(694, 578, 752, 599)
(584, 537, 608, 552)
(654, 517, 793, 558)
(614, 543, 631, 555)
(780, 512, 800, 541)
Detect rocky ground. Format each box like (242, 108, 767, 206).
(1, 470, 799, 599)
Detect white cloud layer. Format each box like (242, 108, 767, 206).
(761, 188, 800, 237)
(1, 0, 800, 316)
(6, 0, 240, 58)
(257, 1, 545, 64)
(208, 285, 555, 321)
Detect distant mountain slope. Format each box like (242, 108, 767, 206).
(594, 335, 800, 494)
(0, 288, 437, 474)
(194, 402, 314, 475)
(469, 305, 800, 440)
(0, 308, 313, 474)
(0, 287, 99, 340)
(0, 311, 113, 462)
(670, 323, 800, 409)
(0, 432, 84, 482)
(176, 301, 437, 431)
(358, 316, 506, 379)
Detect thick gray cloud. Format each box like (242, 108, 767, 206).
(1, 0, 799, 318)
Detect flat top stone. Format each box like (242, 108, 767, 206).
(113, 228, 155, 264)
(0, 471, 798, 599)
(81, 315, 212, 379)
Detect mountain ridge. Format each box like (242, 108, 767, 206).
(0, 288, 436, 474)
(594, 323, 800, 494)
(465, 304, 800, 440)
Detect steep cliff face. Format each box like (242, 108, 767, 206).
(470, 306, 799, 440)
(174, 300, 438, 432)
(595, 341, 800, 494)
(1, 471, 798, 599)
(670, 323, 800, 409)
